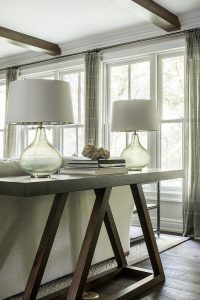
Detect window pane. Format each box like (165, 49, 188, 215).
(110, 65, 128, 100)
(78, 127, 84, 156)
(28, 128, 53, 145)
(0, 84, 6, 129)
(128, 132, 148, 149)
(161, 123, 182, 170)
(162, 56, 184, 120)
(131, 61, 150, 99)
(63, 128, 76, 156)
(161, 123, 183, 191)
(63, 73, 79, 123)
(110, 132, 126, 156)
(0, 131, 4, 158)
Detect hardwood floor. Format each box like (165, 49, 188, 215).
(134, 239, 200, 300)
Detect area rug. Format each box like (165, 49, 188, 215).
(8, 233, 189, 299)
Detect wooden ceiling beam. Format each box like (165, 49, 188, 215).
(0, 26, 61, 56)
(131, 0, 181, 31)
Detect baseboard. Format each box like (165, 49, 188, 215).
(159, 217, 183, 233)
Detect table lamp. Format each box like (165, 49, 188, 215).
(6, 79, 74, 178)
(111, 100, 159, 170)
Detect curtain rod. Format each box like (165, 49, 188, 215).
(0, 29, 188, 72)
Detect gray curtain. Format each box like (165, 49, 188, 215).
(4, 68, 19, 158)
(183, 29, 200, 238)
(84, 50, 100, 147)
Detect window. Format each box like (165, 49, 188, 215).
(103, 51, 184, 196)
(0, 78, 6, 158)
(107, 59, 150, 157)
(20, 67, 84, 157)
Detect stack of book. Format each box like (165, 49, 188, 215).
(60, 158, 128, 175)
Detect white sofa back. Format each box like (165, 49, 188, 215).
(0, 160, 134, 299)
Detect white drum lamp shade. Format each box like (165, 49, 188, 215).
(6, 79, 74, 125)
(6, 79, 74, 178)
(111, 100, 159, 170)
(111, 100, 159, 132)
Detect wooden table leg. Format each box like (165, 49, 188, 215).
(130, 184, 165, 279)
(104, 204, 127, 268)
(66, 188, 112, 300)
(23, 192, 69, 300)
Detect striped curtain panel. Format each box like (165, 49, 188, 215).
(84, 50, 100, 147)
(183, 28, 200, 238)
(4, 67, 19, 158)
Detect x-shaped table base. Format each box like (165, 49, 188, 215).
(22, 184, 165, 300)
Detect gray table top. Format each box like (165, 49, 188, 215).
(0, 168, 184, 197)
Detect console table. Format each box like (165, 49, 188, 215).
(0, 168, 184, 300)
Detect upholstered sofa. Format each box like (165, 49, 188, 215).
(0, 159, 134, 299)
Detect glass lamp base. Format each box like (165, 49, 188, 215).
(121, 133, 150, 170)
(128, 166, 143, 171)
(20, 127, 62, 178)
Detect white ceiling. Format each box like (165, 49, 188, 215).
(154, 0, 200, 15)
(0, 0, 200, 61)
(0, 0, 145, 43)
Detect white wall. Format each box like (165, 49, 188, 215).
(131, 194, 183, 234)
